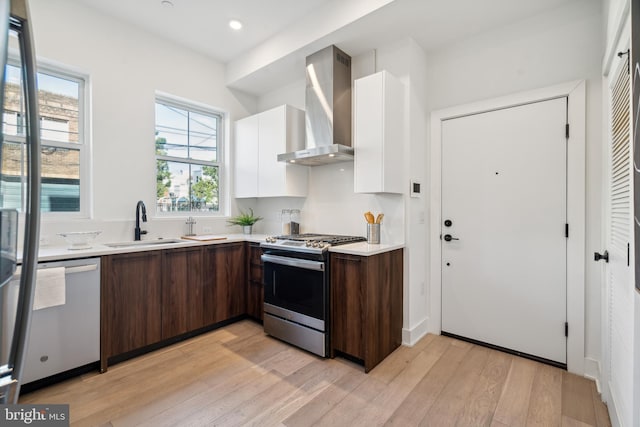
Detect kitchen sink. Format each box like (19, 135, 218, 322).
(103, 238, 186, 248)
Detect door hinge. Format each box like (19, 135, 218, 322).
(565, 123, 570, 139)
(565, 223, 569, 238)
(618, 49, 630, 74)
(565, 322, 568, 337)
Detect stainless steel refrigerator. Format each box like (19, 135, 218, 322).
(0, 0, 42, 404)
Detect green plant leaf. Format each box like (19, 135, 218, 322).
(227, 208, 263, 226)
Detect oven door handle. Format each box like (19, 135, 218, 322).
(261, 254, 325, 272)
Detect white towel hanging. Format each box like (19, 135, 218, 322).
(33, 267, 66, 310)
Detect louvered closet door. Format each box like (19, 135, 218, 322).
(604, 55, 635, 426)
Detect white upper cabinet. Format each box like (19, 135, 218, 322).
(235, 105, 308, 198)
(354, 71, 405, 194)
(234, 114, 259, 198)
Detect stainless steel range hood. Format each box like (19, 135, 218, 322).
(278, 45, 352, 166)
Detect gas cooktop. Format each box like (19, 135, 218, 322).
(261, 233, 367, 253)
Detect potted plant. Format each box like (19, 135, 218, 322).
(227, 208, 263, 234)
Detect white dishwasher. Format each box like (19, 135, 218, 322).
(7, 257, 100, 384)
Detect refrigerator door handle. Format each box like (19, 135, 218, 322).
(2, 0, 42, 405)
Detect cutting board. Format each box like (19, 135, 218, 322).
(181, 235, 228, 242)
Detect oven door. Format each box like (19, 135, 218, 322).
(261, 254, 326, 331)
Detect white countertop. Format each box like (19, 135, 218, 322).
(328, 241, 405, 256)
(29, 234, 269, 263)
(27, 234, 402, 263)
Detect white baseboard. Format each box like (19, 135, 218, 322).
(402, 317, 430, 346)
(605, 380, 623, 427)
(584, 357, 602, 393)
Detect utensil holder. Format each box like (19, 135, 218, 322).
(367, 223, 380, 244)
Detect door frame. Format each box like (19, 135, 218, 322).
(429, 80, 586, 374)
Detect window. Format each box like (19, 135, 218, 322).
(1, 56, 86, 214)
(155, 97, 222, 214)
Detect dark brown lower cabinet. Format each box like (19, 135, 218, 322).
(101, 242, 250, 371)
(330, 249, 403, 372)
(246, 242, 264, 320)
(204, 242, 246, 324)
(161, 246, 204, 339)
(101, 251, 163, 372)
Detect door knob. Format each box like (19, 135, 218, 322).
(594, 250, 609, 263)
(443, 234, 459, 242)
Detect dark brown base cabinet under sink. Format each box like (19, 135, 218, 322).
(101, 251, 163, 372)
(100, 242, 248, 372)
(330, 249, 403, 372)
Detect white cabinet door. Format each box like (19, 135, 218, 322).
(234, 115, 259, 198)
(234, 105, 308, 199)
(258, 107, 287, 197)
(354, 71, 404, 194)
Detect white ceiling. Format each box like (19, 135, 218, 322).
(75, 0, 332, 62)
(74, 0, 583, 94)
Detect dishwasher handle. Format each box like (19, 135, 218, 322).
(64, 264, 98, 275)
(12, 263, 98, 279)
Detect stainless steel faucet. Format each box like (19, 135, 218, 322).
(135, 200, 147, 241)
(185, 216, 196, 236)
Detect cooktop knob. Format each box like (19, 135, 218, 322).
(305, 240, 312, 247)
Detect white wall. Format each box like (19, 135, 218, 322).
(254, 38, 429, 343)
(373, 39, 429, 343)
(425, 0, 603, 370)
(253, 0, 603, 352)
(28, 0, 257, 246)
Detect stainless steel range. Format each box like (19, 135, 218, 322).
(260, 234, 366, 356)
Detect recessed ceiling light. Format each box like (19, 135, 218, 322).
(229, 19, 243, 30)
(161, 0, 174, 7)
(290, 160, 296, 163)
(328, 153, 335, 157)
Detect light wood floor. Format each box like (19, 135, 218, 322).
(20, 320, 611, 427)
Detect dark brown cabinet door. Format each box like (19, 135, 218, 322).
(161, 246, 204, 339)
(330, 249, 403, 372)
(204, 242, 246, 324)
(363, 249, 403, 372)
(101, 251, 162, 368)
(330, 253, 366, 360)
(246, 243, 264, 320)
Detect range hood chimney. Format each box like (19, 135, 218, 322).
(278, 45, 353, 166)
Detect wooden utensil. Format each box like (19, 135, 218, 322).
(364, 211, 375, 224)
(375, 213, 384, 224)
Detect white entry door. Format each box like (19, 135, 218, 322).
(441, 98, 568, 365)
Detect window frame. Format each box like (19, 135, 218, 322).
(154, 93, 225, 217)
(3, 57, 90, 218)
